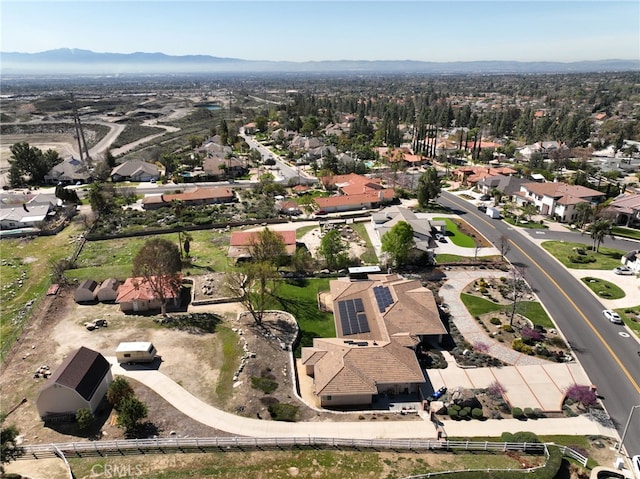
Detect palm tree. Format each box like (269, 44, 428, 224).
(574, 202, 593, 229)
(587, 218, 613, 252)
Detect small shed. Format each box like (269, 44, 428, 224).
(36, 346, 112, 419)
(74, 279, 99, 303)
(96, 278, 121, 303)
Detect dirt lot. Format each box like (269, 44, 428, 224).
(0, 279, 413, 448)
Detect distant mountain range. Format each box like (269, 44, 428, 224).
(2, 49, 639, 75)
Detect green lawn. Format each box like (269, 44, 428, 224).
(67, 230, 232, 282)
(295, 225, 318, 239)
(617, 306, 640, 337)
(504, 217, 549, 230)
(580, 277, 625, 300)
(433, 217, 476, 247)
(435, 254, 502, 263)
(268, 278, 335, 356)
(0, 222, 86, 359)
(460, 293, 554, 329)
(540, 241, 626, 270)
(612, 226, 640, 241)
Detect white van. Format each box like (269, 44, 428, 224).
(116, 342, 157, 364)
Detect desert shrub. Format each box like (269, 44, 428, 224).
(490, 317, 502, 325)
(486, 381, 507, 399)
(501, 324, 514, 333)
(524, 407, 534, 418)
(521, 326, 544, 344)
(259, 396, 280, 407)
(471, 408, 484, 419)
(511, 407, 524, 419)
(479, 287, 488, 294)
(458, 408, 469, 419)
(268, 403, 299, 422)
(448, 407, 459, 419)
(547, 336, 567, 349)
(512, 338, 533, 355)
(251, 376, 278, 394)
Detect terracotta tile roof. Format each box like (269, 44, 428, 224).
(228, 229, 297, 258)
(116, 276, 180, 303)
(230, 230, 296, 246)
(315, 191, 394, 208)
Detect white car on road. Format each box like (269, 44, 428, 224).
(602, 310, 622, 324)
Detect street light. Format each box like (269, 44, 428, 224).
(617, 404, 640, 454)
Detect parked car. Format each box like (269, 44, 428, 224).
(477, 204, 487, 213)
(613, 266, 634, 275)
(429, 386, 447, 401)
(602, 310, 622, 324)
(435, 233, 447, 243)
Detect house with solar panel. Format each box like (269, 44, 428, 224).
(301, 273, 447, 407)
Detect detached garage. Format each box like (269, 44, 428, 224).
(36, 346, 112, 419)
(74, 279, 98, 303)
(96, 278, 121, 303)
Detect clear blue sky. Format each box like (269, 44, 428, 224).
(2, 1, 638, 62)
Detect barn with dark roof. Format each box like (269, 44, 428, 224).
(36, 346, 112, 419)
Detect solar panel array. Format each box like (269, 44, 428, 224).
(373, 285, 394, 312)
(337, 298, 370, 335)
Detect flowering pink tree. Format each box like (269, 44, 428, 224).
(487, 381, 507, 400)
(565, 384, 597, 410)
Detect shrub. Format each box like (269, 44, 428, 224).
(521, 326, 544, 344)
(490, 317, 502, 325)
(471, 408, 484, 419)
(486, 381, 507, 400)
(458, 408, 469, 419)
(565, 384, 597, 409)
(268, 403, 299, 422)
(511, 407, 524, 419)
(76, 408, 94, 431)
(251, 376, 278, 394)
(107, 377, 134, 411)
(512, 338, 533, 355)
(524, 407, 534, 418)
(501, 324, 514, 333)
(547, 336, 567, 349)
(116, 396, 148, 435)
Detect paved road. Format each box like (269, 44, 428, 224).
(239, 128, 317, 185)
(439, 191, 640, 457)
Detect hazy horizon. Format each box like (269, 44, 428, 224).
(2, 1, 639, 64)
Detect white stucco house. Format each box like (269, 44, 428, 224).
(514, 182, 605, 223)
